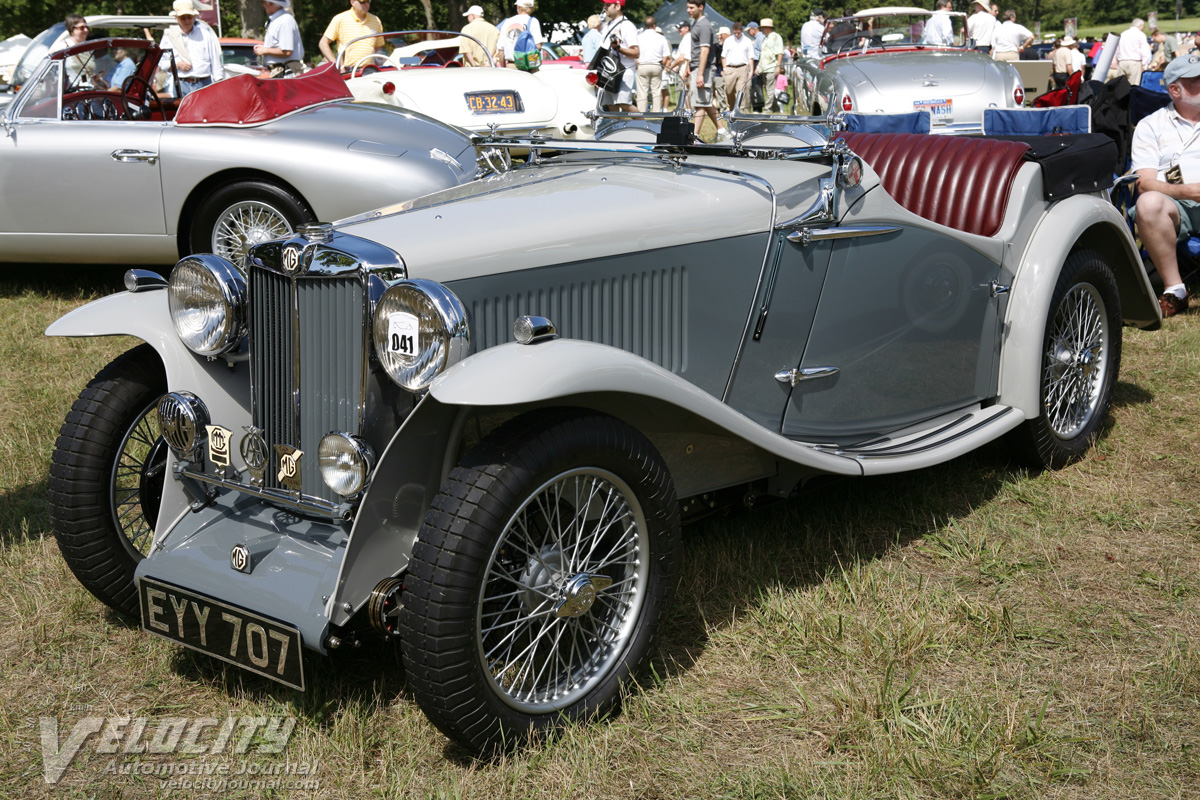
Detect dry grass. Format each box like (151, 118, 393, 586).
(1, 264, 1198, 799)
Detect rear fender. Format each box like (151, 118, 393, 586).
(45, 288, 252, 532)
(998, 196, 1157, 416)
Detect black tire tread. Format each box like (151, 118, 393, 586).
(48, 343, 166, 617)
(400, 408, 681, 753)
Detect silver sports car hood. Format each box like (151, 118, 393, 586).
(335, 154, 832, 283)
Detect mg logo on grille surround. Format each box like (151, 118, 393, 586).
(281, 245, 304, 274)
(274, 444, 304, 491)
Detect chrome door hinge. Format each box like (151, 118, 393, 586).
(987, 280, 1011, 298)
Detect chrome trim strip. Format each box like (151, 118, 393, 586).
(179, 464, 348, 521)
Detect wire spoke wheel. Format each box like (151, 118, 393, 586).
(479, 468, 650, 713)
(401, 410, 681, 753)
(1043, 282, 1108, 440)
(109, 399, 167, 560)
(1011, 249, 1121, 470)
(212, 200, 294, 267)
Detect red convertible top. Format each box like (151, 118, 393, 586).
(175, 63, 351, 125)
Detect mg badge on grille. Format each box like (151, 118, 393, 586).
(281, 245, 304, 274)
(240, 427, 268, 485)
(206, 424, 232, 468)
(275, 444, 304, 491)
(230, 543, 251, 573)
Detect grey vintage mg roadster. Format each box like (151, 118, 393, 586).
(47, 130, 1159, 752)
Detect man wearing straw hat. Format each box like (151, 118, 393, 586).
(159, 0, 223, 96)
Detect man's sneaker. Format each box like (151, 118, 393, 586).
(1160, 292, 1189, 318)
(716, 129, 733, 142)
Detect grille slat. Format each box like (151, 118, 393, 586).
(251, 268, 365, 505)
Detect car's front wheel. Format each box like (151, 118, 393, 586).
(48, 344, 168, 617)
(189, 180, 314, 269)
(1011, 249, 1122, 469)
(400, 409, 681, 753)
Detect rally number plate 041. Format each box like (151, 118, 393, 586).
(464, 90, 524, 114)
(139, 577, 305, 690)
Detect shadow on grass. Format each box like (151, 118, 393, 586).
(654, 440, 1018, 679)
(0, 264, 135, 301)
(1112, 379, 1154, 408)
(0, 478, 52, 547)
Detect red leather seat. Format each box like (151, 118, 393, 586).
(834, 133, 1031, 238)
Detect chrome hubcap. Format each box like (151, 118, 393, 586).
(1044, 283, 1108, 439)
(212, 201, 292, 268)
(477, 468, 649, 712)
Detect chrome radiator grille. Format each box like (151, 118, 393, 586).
(250, 268, 366, 505)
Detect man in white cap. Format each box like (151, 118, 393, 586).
(968, 0, 996, 54)
(256, 0, 304, 77)
(497, 0, 542, 69)
(1130, 54, 1200, 317)
(460, 5, 499, 66)
(319, 0, 384, 70)
(160, 0, 223, 96)
(756, 18, 784, 112)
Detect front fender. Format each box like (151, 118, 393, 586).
(46, 288, 253, 531)
(997, 195, 1157, 417)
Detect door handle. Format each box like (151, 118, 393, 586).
(786, 225, 901, 245)
(111, 149, 158, 164)
(775, 366, 839, 387)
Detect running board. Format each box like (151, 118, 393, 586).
(800, 405, 1023, 476)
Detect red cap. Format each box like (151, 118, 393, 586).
(604, 0, 625, 6)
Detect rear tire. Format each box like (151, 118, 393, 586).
(1011, 249, 1121, 469)
(188, 180, 313, 269)
(49, 344, 167, 617)
(400, 409, 681, 753)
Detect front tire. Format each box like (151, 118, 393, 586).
(400, 409, 682, 752)
(48, 344, 167, 617)
(1011, 249, 1121, 469)
(188, 180, 313, 269)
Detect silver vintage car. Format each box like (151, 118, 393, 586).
(47, 129, 1158, 753)
(795, 7, 1025, 133)
(0, 37, 484, 266)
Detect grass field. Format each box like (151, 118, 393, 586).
(1, 263, 1198, 798)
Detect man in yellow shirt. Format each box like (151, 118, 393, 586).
(460, 5, 500, 66)
(319, 0, 384, 70)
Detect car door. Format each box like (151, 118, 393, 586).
(0, 60, 166, 238)
(779, 224, 1003, 443)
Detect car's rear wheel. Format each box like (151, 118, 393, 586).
(189, 180, 314, 269)
(1011, 249, 1121, 469)
(49, 344, 167, 617)
(400, 409, 681, 753)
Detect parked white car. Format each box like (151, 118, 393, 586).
(340, 30, 596, 139)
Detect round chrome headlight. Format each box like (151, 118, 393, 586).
(318, 432, 375, 497)
(168, 255, 246, 357)
(372, 280, 469, 392)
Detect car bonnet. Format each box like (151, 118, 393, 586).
(333, 155, 823, 283)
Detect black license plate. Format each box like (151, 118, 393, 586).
(139, 577, 305, 690)
(465, 90, 523, 114)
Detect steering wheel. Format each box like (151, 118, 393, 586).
(121, 74, 164, 121)
(349, 52, 396, 78)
